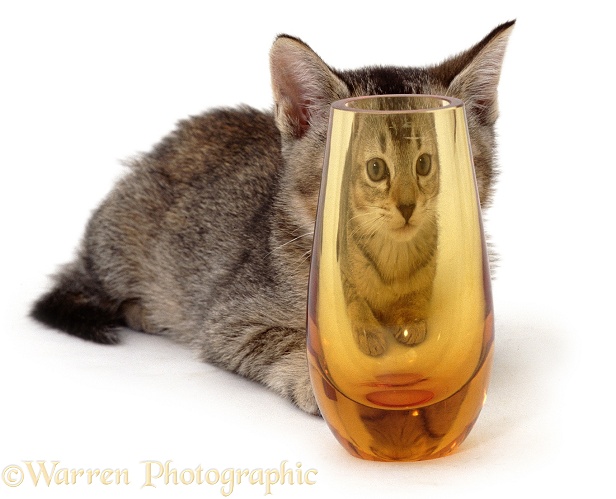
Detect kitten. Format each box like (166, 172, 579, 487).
(31, 21, 514, 415)
(339, 112, 439, 357)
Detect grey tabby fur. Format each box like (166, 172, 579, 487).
(31, 21, 514, 414)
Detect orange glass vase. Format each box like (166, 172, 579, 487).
(307, 95, 493, 461)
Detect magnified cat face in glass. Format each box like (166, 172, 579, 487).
(338, 113, 440, 357)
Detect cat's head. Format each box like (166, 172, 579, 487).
(347, 112, 440, 244)
(269, 21, 514, 238)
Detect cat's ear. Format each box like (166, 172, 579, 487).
(437, 20, 515, 125)
(270, 35, 349, 139)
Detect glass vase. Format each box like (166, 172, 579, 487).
(307, 94, 493, 461)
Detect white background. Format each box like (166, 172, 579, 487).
(1, 1, 614, 497)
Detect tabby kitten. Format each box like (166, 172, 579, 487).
(31, 22, 514, 415)
(340, 113, 439, 357)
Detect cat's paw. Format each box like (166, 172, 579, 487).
(393, 320, 427, 346)
(290, 363, 320, 415)
(355, 328, 387, 357)
(293, 378, 320, 416)
(120, 299, 160, 334)
(265, 349, 320, 416)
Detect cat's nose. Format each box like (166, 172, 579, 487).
(398, 203, 415, 223)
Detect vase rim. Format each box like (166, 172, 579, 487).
(331, 94, 464, 113)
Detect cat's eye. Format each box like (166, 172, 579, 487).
(416, 154, 432, 176)
(366, 158, 389, 182)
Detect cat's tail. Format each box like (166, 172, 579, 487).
(30, 259, 123, 345)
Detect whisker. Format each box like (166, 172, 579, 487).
(350, 214, 384, 243)
(288, 248, 313, 275)
(266, 231, 314, 257)
(348, 210, 381, 222)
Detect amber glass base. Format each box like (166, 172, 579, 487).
(308, 313, 493, 462)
